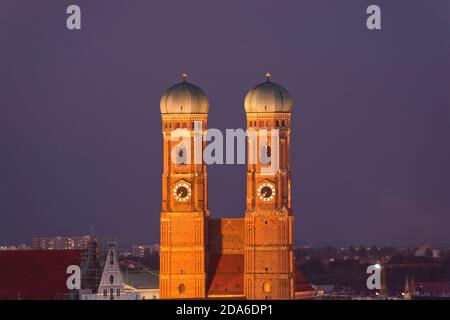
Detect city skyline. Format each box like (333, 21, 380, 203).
(1, 1, 450, 247)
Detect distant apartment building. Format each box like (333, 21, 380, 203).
(131, 244, 159, 258)
(414, 244, 441, 258)
(0, 244, 31, 251)
(32, 235, 93, 250)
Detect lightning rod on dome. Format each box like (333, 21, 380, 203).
(181, 73, 188, 82)
(266, 72, 272, 81)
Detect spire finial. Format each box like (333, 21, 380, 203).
(265, 72, 272, 82)
(181, 73, 188, 82)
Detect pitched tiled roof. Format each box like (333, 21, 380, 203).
(0, 250, 82, 300)
(295, 266, 314, 293)
(207, 254, 244, 296)
(208, 218, 244, 254)
(206, 218, 314, 298)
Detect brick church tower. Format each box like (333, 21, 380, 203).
(243, 73, 295, 299)
(159, 74, 209, 299)
(159, 74, 306, 300)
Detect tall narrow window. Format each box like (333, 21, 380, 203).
(260, 144, 271, 165)
(175, 145, 187, 165)
(263, 281, 271, 294)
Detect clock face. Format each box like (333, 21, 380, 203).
(258, 182, 275, 202)
(173, 182, 191, 202)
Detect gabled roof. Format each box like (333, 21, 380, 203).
(207, 254, 244, 296)
(97, 245, 126, 294)
(295, 267, 314, 291)
(294, 266, 314, 293)
(209, 218, 244, 254)
(207, 218, 245, 297)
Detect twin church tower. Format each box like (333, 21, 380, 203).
(159, 74, 298, 299)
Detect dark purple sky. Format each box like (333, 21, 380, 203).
(1, 1, 449, 248)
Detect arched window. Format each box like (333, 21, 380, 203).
(178, 283, 186, 294)
(109, 275, 114, 284)
(103, 289, 107, 297)
(260, 144, 271, 165)
(109, 251, 114, 265)
(116, 289, 120, 297)
(282, 120, 286, 127)
(110, 288, 114, 300)
(175, 145, 187, 165)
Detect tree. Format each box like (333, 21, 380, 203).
(320, 246, 337, 258)
(379, 246, 397, 257)
(358, 246, 368, 258)
(143, 248, 160, 270)
(369, 245, 379, 258)
(348, 246, 356, 257)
